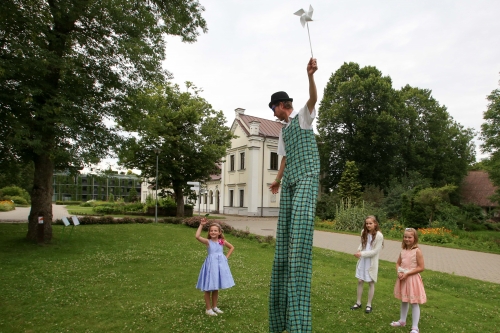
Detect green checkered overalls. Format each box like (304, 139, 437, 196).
(269, 114, 320, 333)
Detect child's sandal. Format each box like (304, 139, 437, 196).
(409, 329, 419, 333)
(365, 305, 372, 313)
(350, 302, 362, 310)
(390, 320, 406, 327)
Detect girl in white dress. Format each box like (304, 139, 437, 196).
(350, 215, 384, 313)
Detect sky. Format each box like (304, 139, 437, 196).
(163, 0, 500, 159)
(101, 0, 500, 172)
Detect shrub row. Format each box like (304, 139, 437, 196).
(52, 215, 275, 245)
(55, 201, 82, 205)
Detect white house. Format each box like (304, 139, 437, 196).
(142, 108, 287, 216)
(195, 108, 284, 216)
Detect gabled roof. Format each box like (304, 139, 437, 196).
(238, 114, 283, 138)
(460, 170, 498, 207)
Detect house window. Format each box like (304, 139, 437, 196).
(204, 193, 207, 204)
(229, 190, 234, 207)
(230, 155, 235, 171)
(239, 190, 244, 207)
(270, 152, 279, 170)
(240, 152, 245, 170)
(210, 191, 213, 204)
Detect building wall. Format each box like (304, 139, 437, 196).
(53, 173, 141, 202)
(222, 122, 282, 216)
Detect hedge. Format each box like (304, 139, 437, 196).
(51, 216, 274, 245)
(55, 201, 82, 205)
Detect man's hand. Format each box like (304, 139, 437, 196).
(269, 181, 280, 194)
(307, 58, 318, 76)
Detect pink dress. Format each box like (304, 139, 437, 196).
(394, 248, 427, 304)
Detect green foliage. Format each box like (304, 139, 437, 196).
(55, 201, 82, 205)
(118, 82, 235, 216)
(318, 63, 475, 191)
(316, 191, 340, 220)
(383, 171, 431, 218)
(333, 200, 386, 232)
(480, 78, 500, 204)
(108, 193, 115, 202)
(0, 0, 208, 239)
(0, 162, 34, 194)
(414, 184, 458, 224)
(361, 184, 385, 208)
(0, 186, 30, 204)
(128, 187, 139, 202)
(337, 161, 362, 202)
(7, 196, 28, 205)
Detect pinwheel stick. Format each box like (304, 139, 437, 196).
(306, 22, 313, 58)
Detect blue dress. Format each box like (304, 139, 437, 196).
(196, 239, 235, 291)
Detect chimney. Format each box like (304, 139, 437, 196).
(235, 108, 245, 118)
(249, 120, 261, 136)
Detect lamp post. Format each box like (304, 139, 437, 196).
(153, 148, 161, 223)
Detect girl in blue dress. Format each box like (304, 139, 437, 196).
(195, 218, 235, 316)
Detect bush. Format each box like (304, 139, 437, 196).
(432, 203, 460, 230)
(316, 191, 339, 220)
(418, 227, 455, 244)
(55, 201, 82, 205)
(0, 186, 31, 204)
(332, 199, 387, 232)
(8, 196, 29, 205)
(0, 200, 15, 212)
(123, 202, 144, 212)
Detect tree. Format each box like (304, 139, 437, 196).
(414, 184, 457, 224)
(337, 161, 362, 202)
(128, 186, 138, 203)
(317, 62, 406, 189)
(398, 85, 475, 186)
(318, 62, 475, 191)
(117, 82, 234, 217)
(0, 0, 207, 242)
(480, 76, 500, 204)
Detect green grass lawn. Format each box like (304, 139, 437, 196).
(1, 223, 497, 332)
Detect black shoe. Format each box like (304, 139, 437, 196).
(350, 303, 362, 310)
(365, 305, 372, 313)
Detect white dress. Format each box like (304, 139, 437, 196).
(355, 234, 373, 282)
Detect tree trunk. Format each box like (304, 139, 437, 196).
(174, 186, 185, 217)
(27, 154, 54, 243)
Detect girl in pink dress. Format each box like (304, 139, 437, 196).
(390, 228, 426, 333)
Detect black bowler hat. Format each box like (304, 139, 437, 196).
(269, 91, 293, 109)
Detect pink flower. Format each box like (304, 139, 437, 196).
(218, 239, 224, 246)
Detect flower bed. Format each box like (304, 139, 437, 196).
(0, 200, 15, 212)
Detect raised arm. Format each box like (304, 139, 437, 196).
(306, 58, 318, 114)
(195, 218, 209, 245)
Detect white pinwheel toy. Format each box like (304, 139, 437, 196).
(294, 5, 315, 57)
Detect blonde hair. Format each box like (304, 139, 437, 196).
(402, 228, 419, 250)
(206, 222, 225, 240)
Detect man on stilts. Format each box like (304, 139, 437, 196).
(268, 57, 320, 333)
